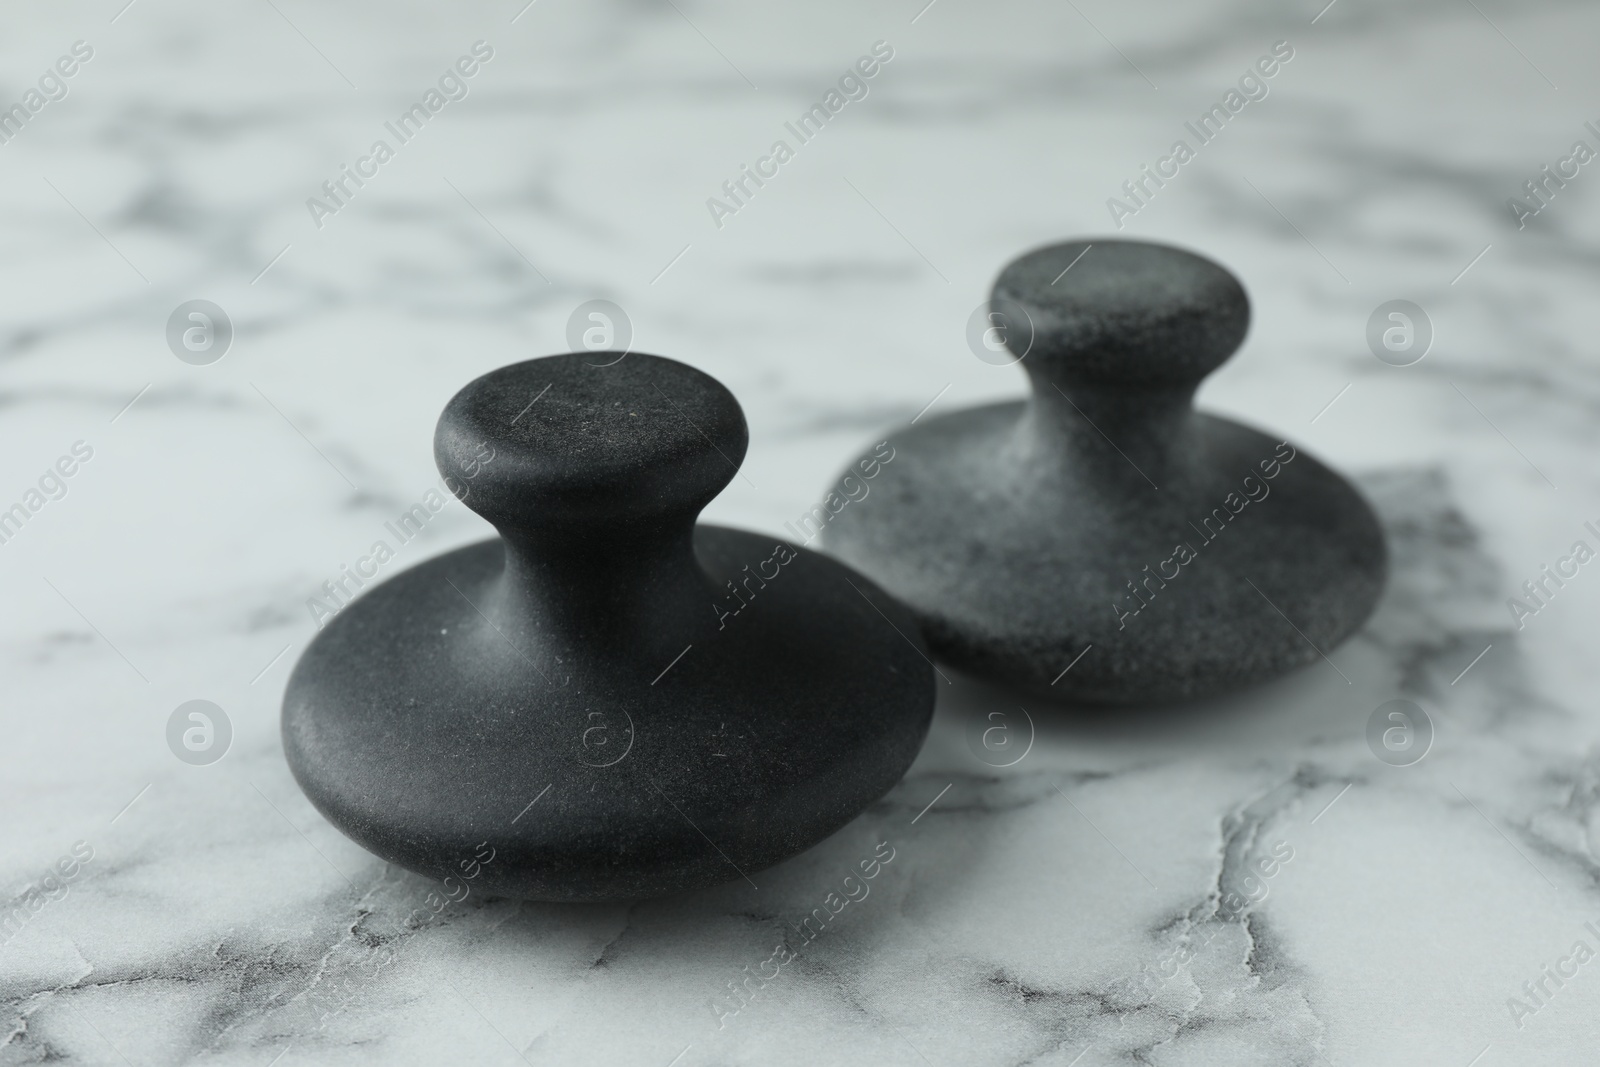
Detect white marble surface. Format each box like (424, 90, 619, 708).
(3, 0, 1599, 1063)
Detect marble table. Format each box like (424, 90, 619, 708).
(2, 0, 1598, 1063)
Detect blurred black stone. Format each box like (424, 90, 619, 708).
(822, 239, 1387, 704)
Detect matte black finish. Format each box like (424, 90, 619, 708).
(283, 353, 934, 902)
(822, 239, 1387, 704)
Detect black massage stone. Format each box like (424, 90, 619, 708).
(282, 353, 934, 902)
(821, 239, 1387, 704)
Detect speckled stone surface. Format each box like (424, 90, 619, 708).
(822, 240, 1387, 703)
(282, 353, 934, 901)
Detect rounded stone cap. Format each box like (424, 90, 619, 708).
(434, 352, 748, 530)
(991, 239, 1250, 390)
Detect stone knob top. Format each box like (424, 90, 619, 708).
(991, 239, 1250, 392)
(434, 353, 747, 533)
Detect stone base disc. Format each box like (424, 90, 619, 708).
(822, 403, 1386, 704)
(282, 526, 933, 902)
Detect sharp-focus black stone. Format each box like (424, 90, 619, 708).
(821, 239, 1387, 704)
(282, 353, 934, 902)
